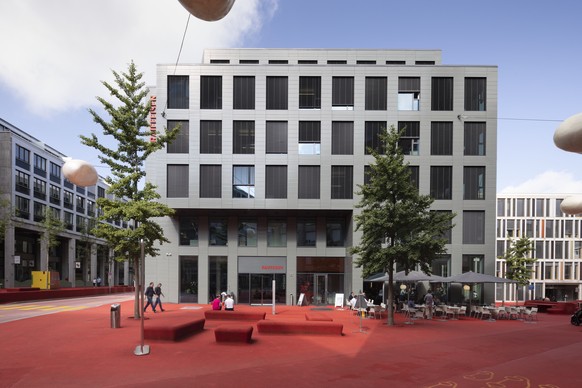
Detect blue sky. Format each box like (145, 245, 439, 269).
(1, 0, 582, 194)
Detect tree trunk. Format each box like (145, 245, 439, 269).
(386, 266, 395, 326)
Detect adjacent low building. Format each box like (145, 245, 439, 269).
(496, 194, 582, 302)
(145, 48, 498, 306)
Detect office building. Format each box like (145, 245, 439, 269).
(496, 194, 582, 302)
(145, 48, 498, 305)
(0, 118, 130, 288)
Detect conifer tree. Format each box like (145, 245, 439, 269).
(80, 61, 178, 318)
(499, 236, 535, 303)
(351, 125, 455, 326)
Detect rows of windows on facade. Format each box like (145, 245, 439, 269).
(164, 76, 487, 201)
(13, 144, 128, 230)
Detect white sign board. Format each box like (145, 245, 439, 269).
(334, 293, 344, 308)
(297, 293, 305, 306)
(14, 255, 21, 264)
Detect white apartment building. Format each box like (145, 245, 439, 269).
(145, 48, 498, 305)
(496, 194, 582, 302)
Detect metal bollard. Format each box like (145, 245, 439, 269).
(110, 304, 121, 328)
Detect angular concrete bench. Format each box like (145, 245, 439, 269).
(144, 317, 205, 341)
(215, 325, 253, 343)
(305, 313, 333, 321)
(204, 310, 266, 321)
(257, 320, 343, 335)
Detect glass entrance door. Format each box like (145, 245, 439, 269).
(315, 274, 326, 305)
(250, 274, 273, 305)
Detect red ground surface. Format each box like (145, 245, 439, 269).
(2, 300, 581, 388)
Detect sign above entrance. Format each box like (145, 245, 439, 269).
(238, 257, 286, 273)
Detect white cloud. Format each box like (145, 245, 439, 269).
(0, 0, 275, 116)
(499, 171, 582, 195)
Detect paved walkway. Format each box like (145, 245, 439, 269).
(2, 299, 580, 387)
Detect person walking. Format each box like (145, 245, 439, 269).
(153, 283, 165, 312)
(144, 282, 156, 313)
(424, 289, 434, 320)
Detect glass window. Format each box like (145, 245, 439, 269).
(64, 211, 73, 229)
(326, 218, 345, 247)
(266, 76, 288, 110)
(497, 198, 505, 217)
(167, 120, 189, 153)
(297, 218, 316, 247)
(267, 220, 287, 247)
(63, 191, 74, 209)
(167, 165, 189, 198)
(15, 145, 30, 169)
(463, 211, 485, 244)
(331, 121, 354, 155)
(431, 255, 450, 277)
(365, 121, 386, 155)
(179, 217, 198, 246)
(430, 122, 453, 155)
(233, 121, 255, 154)
(238, 219, 257, 247)
(464, 167, 486, 200)
(298, 166, 320, 199)
(49, 184, 60, 204)
(332, 77, 354, 109)
(266, 121, 287, 154)
(299, 76, 321, 109)
(464, 122, 486, 156)
(15, 195, 30, 219)
(200, 165, 221, 198)
(365, 77, 387, 110)
(233, 76, 255, 109)
(331, 166, 353, 199)
(464, 77, 486, 111)
(408, 166, 419, 191)
(209, 219, 228, 246)
(34, 154, 47, 173)
(200, 120, 222, 154)
(15, 170, 30, 194)
(167, 75, 189, 109)
(298, 121, 321, 155)
(431, 77, 453, 111)
(200, 76, 222, 109)
(33, 178, 46, 200)
(430, 166, 452, 200)
(49, 162, 61, 180)
(433, 210, 453, 243)
(398, 121, 420, 155)
(33, 201, 46, 222)
(265, 165, 287, 199)
(233, 165, 255, 198)
(398, 77, 420, 111)
(76, 195, 85, 213)
(208, 256, 228, 298)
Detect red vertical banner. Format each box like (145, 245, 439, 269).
(149, 95, 157, 142)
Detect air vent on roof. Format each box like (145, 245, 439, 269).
(386, 60, 406, 65)
(240, 59, 259, 64)
(327, 60, 347, 64)
(415, 60, 435, 65)
(268, 60, 288, 64)
(210, 59, 230, 64)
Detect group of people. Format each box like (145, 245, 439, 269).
(212, 293, 235, 311)
(144, 282, 165, 313)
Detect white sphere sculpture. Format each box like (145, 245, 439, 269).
(62, 159, 98, 187)
(560, 195, 582, 215)
(177, 0, 235, 21)
(553, 113, 582, 154)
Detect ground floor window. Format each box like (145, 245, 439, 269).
(297, 256, 345, 305)
(208, 256, 227, 302)
(238, 273, 286, 305)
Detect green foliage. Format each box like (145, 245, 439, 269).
(80, 61, 179, 263)
(0, 195, 11, 237)
(499, 237, 535, 286)
(39, 207, 65, 251)
(350, 125, 455, 325)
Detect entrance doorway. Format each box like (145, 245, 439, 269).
(297, 273, 344, 305)
(238, 273, 286, 305)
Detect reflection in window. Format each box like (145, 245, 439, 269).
(297, 219, 316, 247)
(326, 218, 345, 247)
(398, 77, 420, 111)
(233, 165, 255, 198)
(298, 121, 321, 155)
(238, 220, 257, 247)
(179, 216, 198, 246)
(398, 121, 420, 155)
(267, 220, 287, 247)
(209, 219, 228, 246)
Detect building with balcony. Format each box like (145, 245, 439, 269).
(0, 118, 131, 288)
